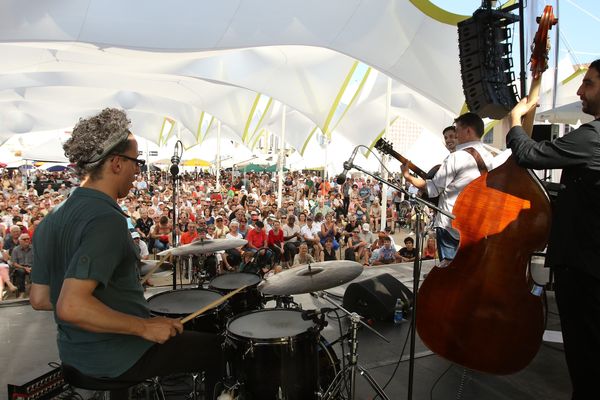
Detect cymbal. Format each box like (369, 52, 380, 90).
(139, 260, 173, 276)
(258, 260, 363, 295)
(157, 238, 247, 256)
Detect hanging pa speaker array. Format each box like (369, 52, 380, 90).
(458, 8, 520, 120)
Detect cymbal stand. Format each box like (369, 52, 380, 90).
(318, 292, 391, 400)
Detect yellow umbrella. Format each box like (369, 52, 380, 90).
(182, 158, 212, 167)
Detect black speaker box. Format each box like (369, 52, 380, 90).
(458, 8, 519, 120)
(342, 273, 413, 321)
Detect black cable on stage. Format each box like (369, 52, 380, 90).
(372, 315, 413, 400)
(428, 363, 453, 400)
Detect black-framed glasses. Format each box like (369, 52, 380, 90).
(113, 154, 146, 168)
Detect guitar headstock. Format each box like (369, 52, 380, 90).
(375, 138, 393, 155)
(530, 5, 558, 80)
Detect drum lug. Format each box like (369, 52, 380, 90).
(243, 342, 254, 359)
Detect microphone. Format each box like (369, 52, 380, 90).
(336, 146, 360, 184)
(170, 140, 183, 176)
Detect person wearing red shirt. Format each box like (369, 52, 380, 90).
(267, 220, 285, 264)
(180, 222, 199, 245)
(245, 221, 267, 252)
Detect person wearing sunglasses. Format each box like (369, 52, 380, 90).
(29, 108, 223, 395)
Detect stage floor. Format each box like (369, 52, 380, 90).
(1, 262, 570, 399)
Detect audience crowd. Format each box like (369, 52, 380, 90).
(0, 165, 439, 300)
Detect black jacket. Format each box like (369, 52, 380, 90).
(507, 119, 600, 278)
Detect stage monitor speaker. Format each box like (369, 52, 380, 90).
(342, 273, 413, 321)
(458, 7, 519, 120)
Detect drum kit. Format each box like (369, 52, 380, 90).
(146, 239, 392, 400)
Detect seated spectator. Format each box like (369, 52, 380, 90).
(150, 215, 172, 252)
(131, 232, 149, 260)
(344, 228, 370, 265)
(245, 221, 267, 253)
(371, 236, 401, 265)
(320, 237, 337, 262)
(135, 208, 154, 244)
(11, 233, 33, 298)
(293, 242, 316, 266)
(422, 236, 437, 260)
(180, 222, 199, 245)
(267, 220, 285, 264)
(0, 240, 16, 300)
(213, 216, 229, 238)
(300, 216, 322, 261)
(4, 225, 21, 254)
(399, 237, 418, 262)
(282, 215, 301, 268)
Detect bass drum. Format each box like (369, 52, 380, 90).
(147, 288, 228, 333)
(225, 309, 324, 400)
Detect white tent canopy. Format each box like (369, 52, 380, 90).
(0, 0, 587, 172)
(0, 0, 469, 160)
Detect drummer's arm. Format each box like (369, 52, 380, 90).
(56, 278, 182, 344)
(30, 283, 53, 311)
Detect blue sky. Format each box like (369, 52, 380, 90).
(433, 0, 598, 64)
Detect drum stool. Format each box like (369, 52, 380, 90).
(61, 364, 165, 400)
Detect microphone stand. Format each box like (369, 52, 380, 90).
(171, 140, 183, 290)
(346, 162, 453, 400)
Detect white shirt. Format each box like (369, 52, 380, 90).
(226, 231, 244, 240)
(426, 141, 494, 239)
(300, 224, 320, 241)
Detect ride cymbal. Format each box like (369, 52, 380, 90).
(258, 260, 363, 295)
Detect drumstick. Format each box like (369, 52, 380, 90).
(140, 254, 172, 284)
(181, 285, 248, 324)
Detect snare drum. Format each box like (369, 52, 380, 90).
(209, 273, 262, 315)
(225, 309, 320, 400)
(147, 288, 227, 333)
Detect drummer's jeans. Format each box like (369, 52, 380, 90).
(115, 331, 224, 399)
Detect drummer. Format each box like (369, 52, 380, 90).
(29, 108, 224, 396)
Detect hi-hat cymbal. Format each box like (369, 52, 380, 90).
(258, 260, 363, 295)
(139, 260, 173, 276)
(157, 238, 247, 256)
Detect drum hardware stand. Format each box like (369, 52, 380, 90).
(316, 292, 391, 400)
(170, 140, 183, 291)
(343, 157, 454, 400)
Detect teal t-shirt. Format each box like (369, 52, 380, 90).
(32, 187, 152, 378)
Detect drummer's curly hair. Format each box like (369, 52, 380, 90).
(63, 108, 132, 180)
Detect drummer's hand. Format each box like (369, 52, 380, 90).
(141, 316, 183, 343)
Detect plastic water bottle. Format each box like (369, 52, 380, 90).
(393, 298, 404, 325)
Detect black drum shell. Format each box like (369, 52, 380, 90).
(209, 273, 263, 315)
(147, 288, 228, 333)
(225, 309, 320, 400)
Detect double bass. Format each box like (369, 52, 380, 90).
(416, 7, 557, 374)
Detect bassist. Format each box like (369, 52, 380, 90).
(507, 59, 600, 399)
